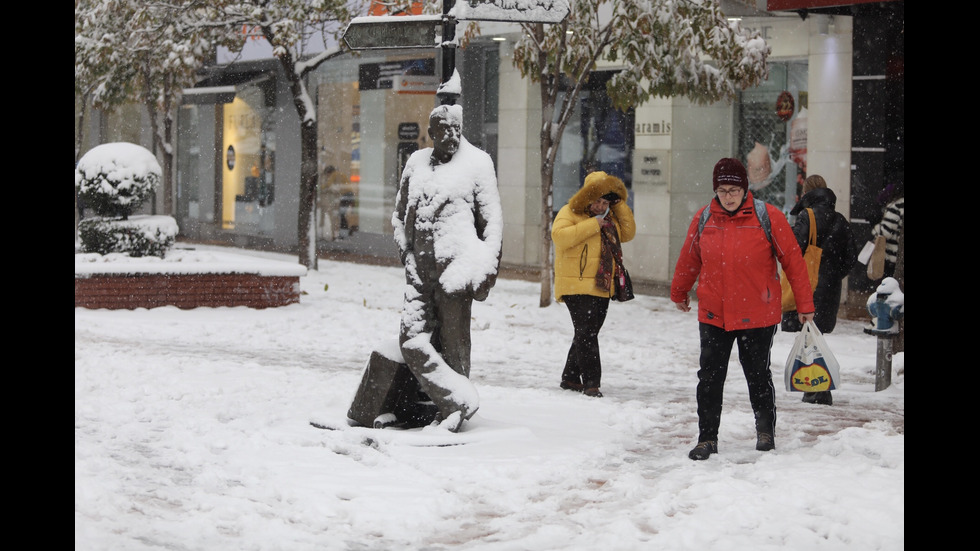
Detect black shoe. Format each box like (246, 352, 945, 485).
(756, 432, 775, 452)
(802, 391, 833, 405)
(583, 387, 603, 398)
(560, 380, 584, 392)
(688, 441, 718, 460)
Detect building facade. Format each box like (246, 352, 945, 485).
(79, 2, 902, 304)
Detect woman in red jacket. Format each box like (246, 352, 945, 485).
(671, 158, 815, 460)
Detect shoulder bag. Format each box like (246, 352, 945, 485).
(613, 261, 634, 302)
(780, 208, 821, 312)
(867, 235, 887, 280)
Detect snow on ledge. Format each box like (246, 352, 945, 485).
(74, 245, 308, 278)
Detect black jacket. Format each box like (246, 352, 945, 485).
(782, 188, 857, 333)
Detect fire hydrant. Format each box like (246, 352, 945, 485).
(867, 277, 904, 391)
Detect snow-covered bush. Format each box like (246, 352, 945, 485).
(75, 143, 177, 258)
(78, 215, 178, 257)
(76, 142, 161, 219)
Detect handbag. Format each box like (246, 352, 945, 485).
(867, 235, 887, 280)
(780, 208, 821, 312)
(784, 321, 842, 392)
(613, 262, 635, 302)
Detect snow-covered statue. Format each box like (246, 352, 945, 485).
(347, 104, 502, 433)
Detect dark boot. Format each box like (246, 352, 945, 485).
(688, 441, 718, 460)
(802, 391, 833, 405)
(756, 432, 775, 451)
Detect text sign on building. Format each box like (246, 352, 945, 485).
(344, 2, 570, 50)
(452, 0, 570, 24)
(633, 149, 670, 187)
(399, 123, 421, 140)
(343, 16, 442, 50)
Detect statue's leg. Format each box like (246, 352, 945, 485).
(399, 283, 478, 427)
(435, 286, 472, 378)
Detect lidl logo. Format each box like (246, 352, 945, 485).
(790, 362, 835, 392)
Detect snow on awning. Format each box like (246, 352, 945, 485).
(181, 85, 237, 105)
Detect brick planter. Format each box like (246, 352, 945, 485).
(75, 247, 307, 310)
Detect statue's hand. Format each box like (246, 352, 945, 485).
(472, 277, 495, 301)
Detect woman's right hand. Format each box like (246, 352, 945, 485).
(674, 297, 691, 312)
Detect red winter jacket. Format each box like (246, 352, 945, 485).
(670, 192, 814, 331)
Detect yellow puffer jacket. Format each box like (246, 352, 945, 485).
(552, 172, 636, 302)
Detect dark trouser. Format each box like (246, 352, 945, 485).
(696, 323, 778, 442)
(561, 294, 609, 388)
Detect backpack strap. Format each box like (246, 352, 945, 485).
(697, 205, 711, 238)
(753, 198, 775, 254)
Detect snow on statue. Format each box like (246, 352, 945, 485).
(346, 104, 503, 433)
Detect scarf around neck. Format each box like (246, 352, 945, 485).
(594, 215, 622, 293)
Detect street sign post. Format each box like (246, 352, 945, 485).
(342, 1, 570, 51)
(342, 15, 442, 50)
(453, 0, 570, 24)
(341, 0, 570, 104)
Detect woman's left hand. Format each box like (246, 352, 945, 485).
(798, 311, 815, 325)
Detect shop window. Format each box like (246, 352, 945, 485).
(176, 105, 202, 221)
(221, 84, 276, 234)
(553, 70, 635, 215)
(736, 61, 808, 212)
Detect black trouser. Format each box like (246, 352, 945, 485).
(561, 294, 609, 389)
(696, 323, 778, 442)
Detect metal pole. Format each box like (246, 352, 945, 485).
(875, 335, 893, 391)
(438, 0, 458, 105)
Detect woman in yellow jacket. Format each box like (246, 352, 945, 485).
(552, 171, 636, 397)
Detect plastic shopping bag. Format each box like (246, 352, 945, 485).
(784, 321, 842, 392)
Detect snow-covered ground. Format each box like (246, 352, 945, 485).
(75, 244, 904, 550)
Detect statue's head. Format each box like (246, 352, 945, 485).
(429, 105, 463, 164)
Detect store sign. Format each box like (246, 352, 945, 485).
(632, 149, 669, 187)
(343, 1, 570, 50)
(359, 59, 435, 91)
(635, 120, 672, 136)
(399, 123, 421, 140)
(394, 75, 440, 95)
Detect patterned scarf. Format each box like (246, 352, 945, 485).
(594, 215, 622, 293)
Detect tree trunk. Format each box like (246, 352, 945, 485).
(161, 87, 175, 216)
(271, 44, 319, 271)
(145, 97, 162, 215)
(76, 97, 88, 236)
(538, 139, 555, 308)
(298, 119, 319, 270)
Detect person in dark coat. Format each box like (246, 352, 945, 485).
(781, 175, 857, 405)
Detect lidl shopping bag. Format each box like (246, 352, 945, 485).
(784, 321, 842, 392)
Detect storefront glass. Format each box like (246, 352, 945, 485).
(736, 60, 808, 213)
(222, 83, 276, 234)
(176, 105, 202, 222)
(553, 71, 635, 216)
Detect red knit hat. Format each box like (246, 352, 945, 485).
(712, 158, 748, 192)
